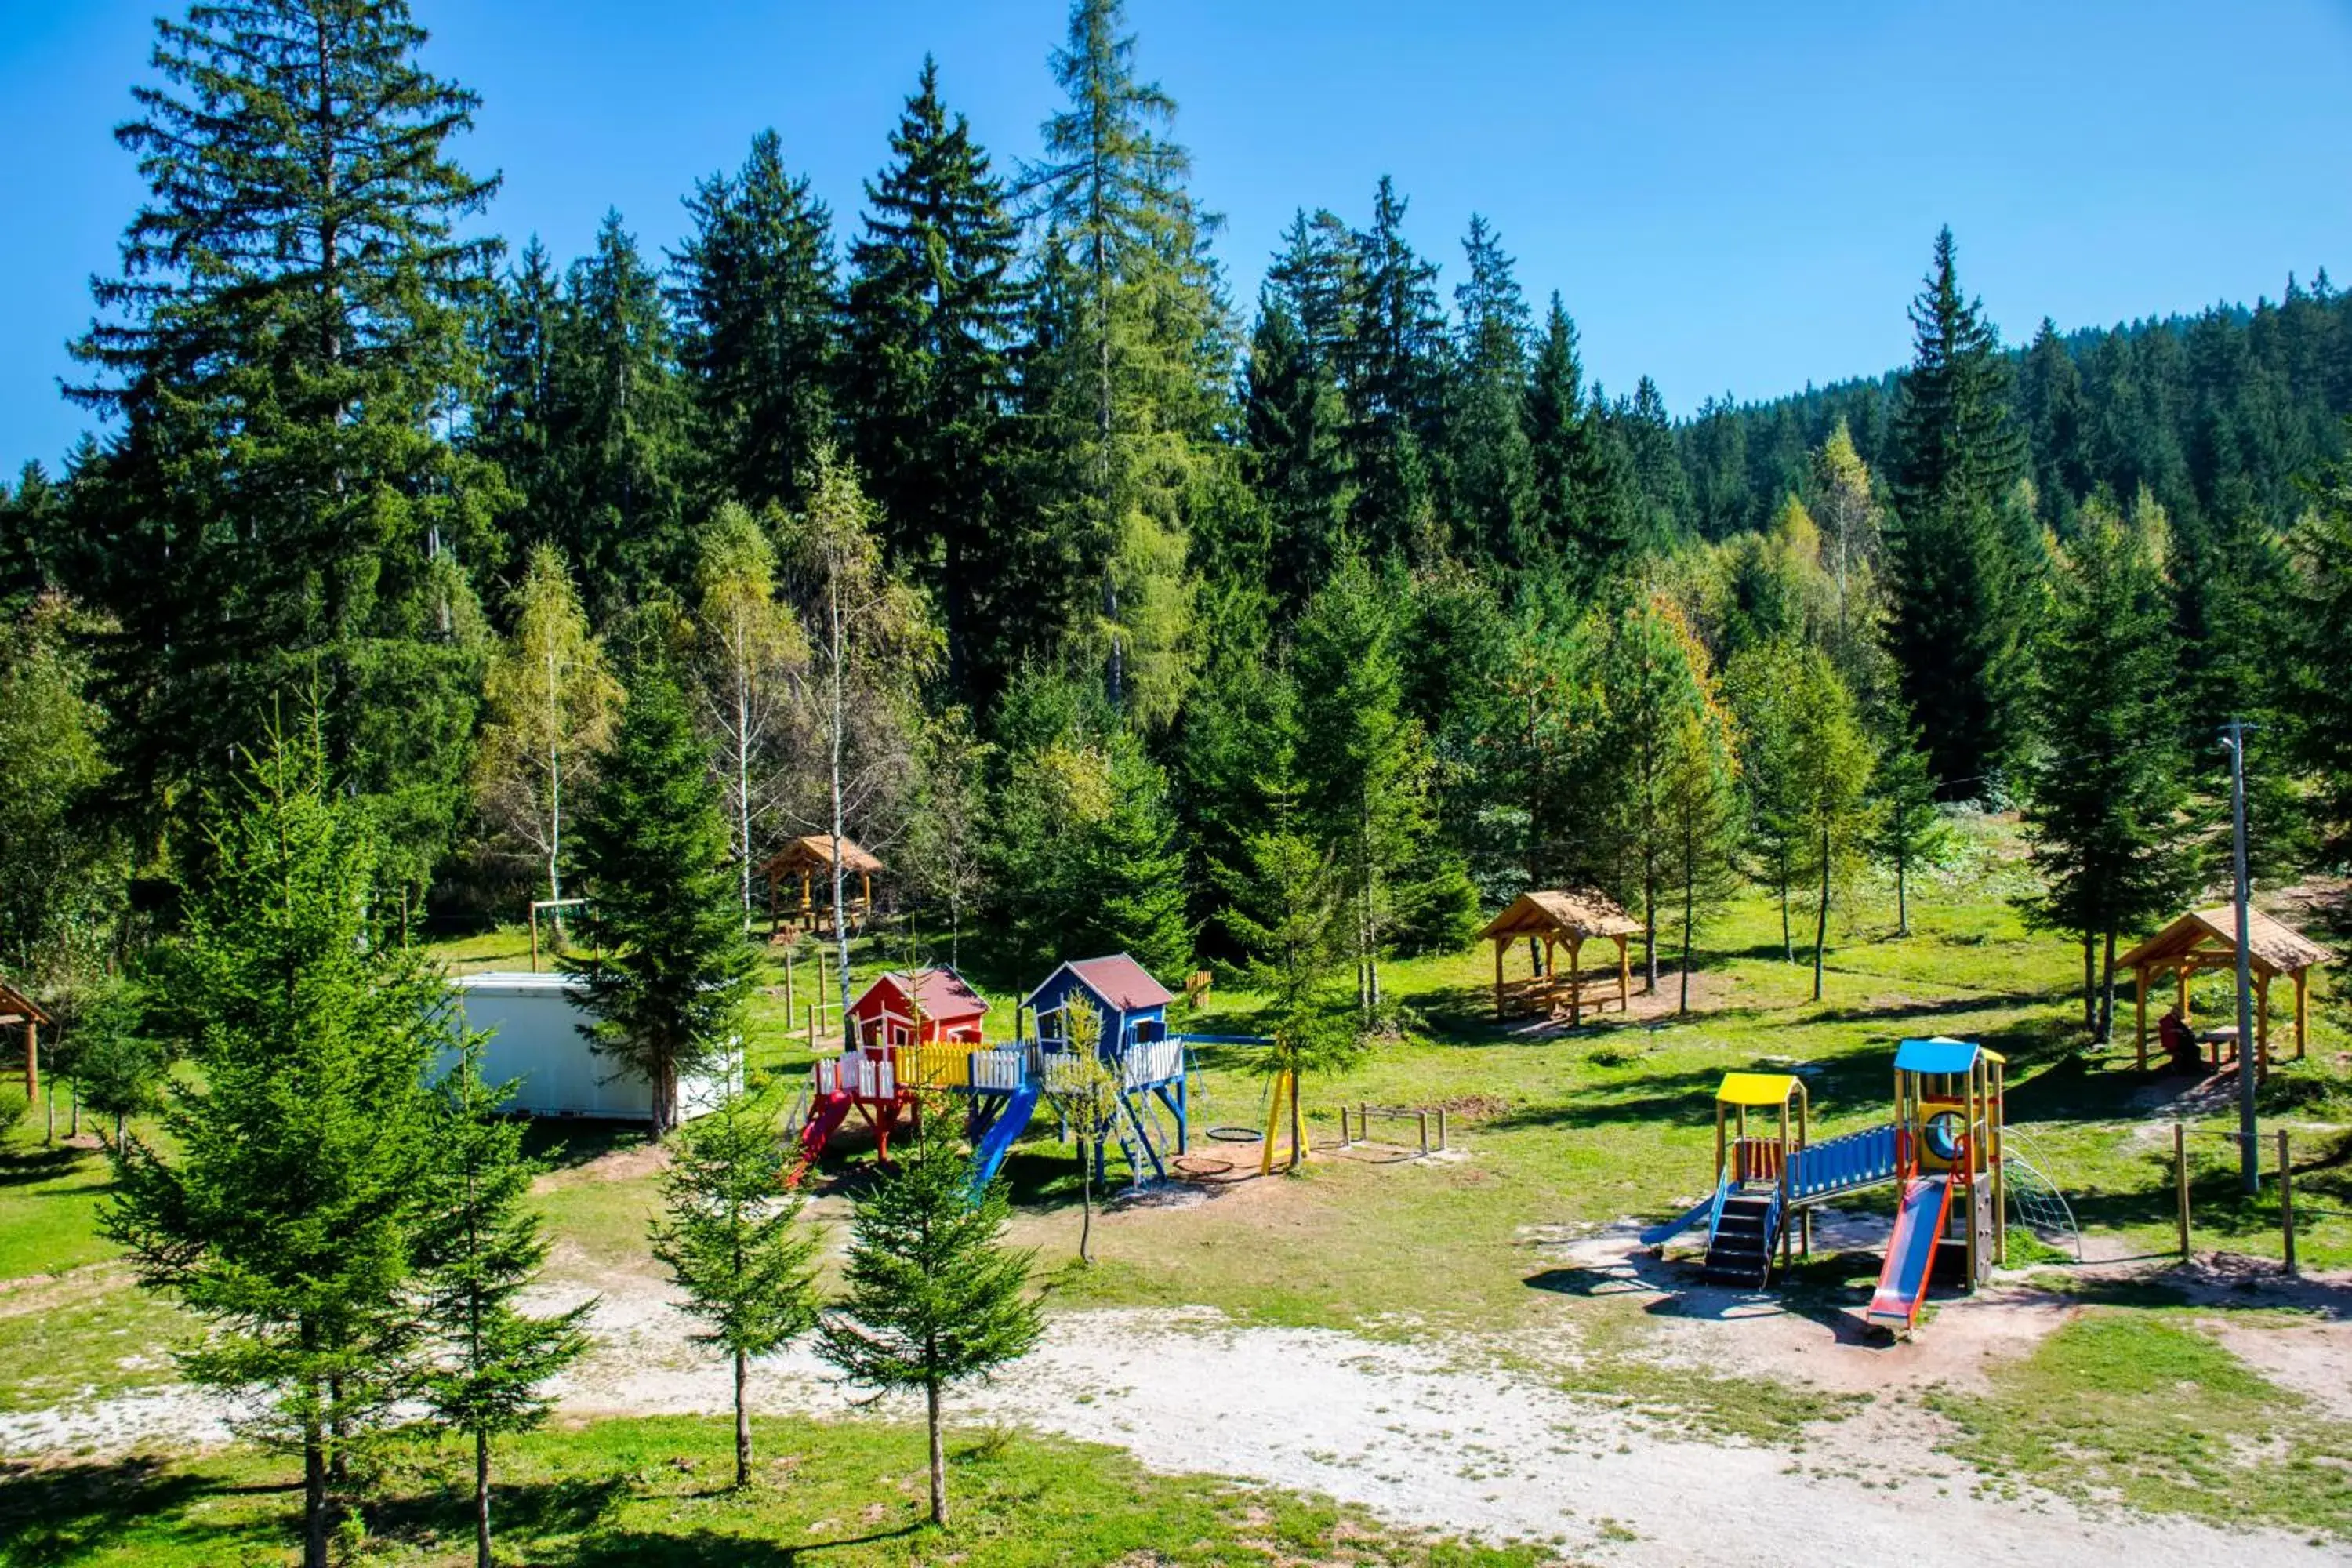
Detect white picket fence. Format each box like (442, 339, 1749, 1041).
(1122, 1038, 1183, 1088)
(813, 1054, 895, 1100)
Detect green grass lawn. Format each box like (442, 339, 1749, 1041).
(0, 1415, 1554, 1567)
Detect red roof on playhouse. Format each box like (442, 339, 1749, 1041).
(1028, 953, 1175, 1014)
(848, 967, 989, 1047)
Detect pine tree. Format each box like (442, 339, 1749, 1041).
(1448, 215, 1536, 568)
(1528, 296, 1639, 592)
(818, 1103, 1042, 1527)
(473, 546, 622, 920)
(416, 1043, 593, 1568)
(1613, 377, 1692, 545)
(104, 724, 443, 1568)
(841, 59, 1025, 699)
(2019, 498, 2197, 1038)
(673, 129, 839, 515)
(66, 0, 499, 894)
(1246, 215, 1356, 611)
(1867, 705, 1950, 938)
(1886, 227, 2032, 790)
(1293, 557, 1460, 1016)
(652, 1083, 822, 1490)
(1028, 0, 1233, 722)
(2291, 441, 2352, 857)
(563, 668, 750, 1136)
(1341, 177, 1450, 562)
(546, 213, 696, 616)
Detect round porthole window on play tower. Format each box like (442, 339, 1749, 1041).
(1923, 1110, 1966, 1163)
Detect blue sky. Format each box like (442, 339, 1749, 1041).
(4, 0, 2350, 474)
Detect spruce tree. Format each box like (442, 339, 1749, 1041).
(673, 130, 839, 515)
(1528, 296, 1639, 592)
(818, 1103, 1042, 1526)
(1089, 729, 1196, 978)
(66, 0, 498, 893)
(2018, 498, 2197, 1037)
(1027, 0, 1233, 722)
(416, 1043, 594, 1568)
(1886, 227, 2032, 790)
(541, 213, 698, 615)
(563, 667, 751, 1136)
(2291, 436, 2352, 858)
(1341, 177, 1450, 562)
(1661, 705, 1740, 1014)
(1612, 377, 1692, 545)
(1448, 216, 1537, 569)
(842, 59, 1025, 701)
(104, 725, 442, 1568)
(1867, 705, 1951, 938)
(652, 1083, 822, 1490)
(1247, 216, 1356, 612)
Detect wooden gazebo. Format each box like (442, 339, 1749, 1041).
(2116, 906, 2332, 1071)
(1479, 889, 1642, 1025)
(1, 974, 49, 1104)
(760, 834, 885, 936)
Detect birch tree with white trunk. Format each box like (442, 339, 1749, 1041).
(474, 547, 620, 922)
(779, 451, 937, 1021)
(691, 502, 808, 927)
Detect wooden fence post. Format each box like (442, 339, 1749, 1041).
(1417, 1109, 1429, 1156)
(2175, 1123, 2191, 1261)
(1436, 1107, 1448, 1151)
(2278, 1129, 2296, 1277)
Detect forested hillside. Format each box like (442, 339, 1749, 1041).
(5, 0, 2352, 1036)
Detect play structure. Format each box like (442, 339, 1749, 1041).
(788, 954, 1200, 1196)
(1641, 1038, 2013, 1335)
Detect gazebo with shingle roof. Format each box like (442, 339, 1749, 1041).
(0, 974, 49, 1105)
(2115, 905, 2332, 1070)
(1477, 889, 1644, 1025)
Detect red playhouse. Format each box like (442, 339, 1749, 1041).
(792, 967, 996, 1183)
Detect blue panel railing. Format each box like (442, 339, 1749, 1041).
(1787, 1123, 1901, 1203)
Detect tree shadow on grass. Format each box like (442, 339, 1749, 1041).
(0, 1145, 95, 1190)
(0, 1455, 223, 1566)
(521, 1120, 652, 1174)
(567, 1523, 921, 1565)
(1522, 1247, 1886, 1345)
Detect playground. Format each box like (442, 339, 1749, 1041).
(8, 813, 2352, 1561)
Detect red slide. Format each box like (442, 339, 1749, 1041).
(787, 1091, 855, 1189)
(1867, 1174, 1953, 1332)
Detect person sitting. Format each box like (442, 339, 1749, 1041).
(2158, 1009, 2201, 1073)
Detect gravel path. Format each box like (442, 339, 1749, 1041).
(3, 1287, 2335, 1568)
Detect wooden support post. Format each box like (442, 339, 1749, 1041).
(1568, 936, 1584, 1028)
(1616, 935, 1630, 1013)
(21, 1020, 35, 1106)
(2134, 966, 2149, 1071)
(2278, 1129, 2296, 1276)
(530, 913, 540, 974)
(2175, 1123, 2191, 1261)
(2176, 964, 2190, 1021)
(1436, 1106, 1448, 1151)
(1417, 1109, 1429, 1156)
(2296, 969, 2309, 1060)
(784, 948, 796, 1022)
(1492, 938, 1504, 1021)
(2258, 971, 2272, 1069)
(1359, 1102, 1368, 1147)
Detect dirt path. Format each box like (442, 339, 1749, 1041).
(2, 1277, 2336, 1568)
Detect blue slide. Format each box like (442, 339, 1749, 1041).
(968, 1083, 1042, 1199)
(1868, 1174, 1953, 1332)
(1640, 1189, 1721, 1251)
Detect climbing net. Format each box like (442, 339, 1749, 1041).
(2002, 1125, 2084, 1260)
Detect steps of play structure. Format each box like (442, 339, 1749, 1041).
(1702, 1194, 1779, 1287)
(1785, 1123, 1902, 1203)
(787, 1091, 855, 1189)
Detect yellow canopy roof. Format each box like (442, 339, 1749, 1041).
(1716, 1072, 1803, 1109)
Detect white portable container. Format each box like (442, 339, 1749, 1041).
(446, 971, 728, 1123)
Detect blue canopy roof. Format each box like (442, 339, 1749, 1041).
(1893, 1037, 1991, 1075)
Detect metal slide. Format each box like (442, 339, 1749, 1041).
(968, 1082, 1042, 1197)
(1867, 1174, 1953, 1332)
